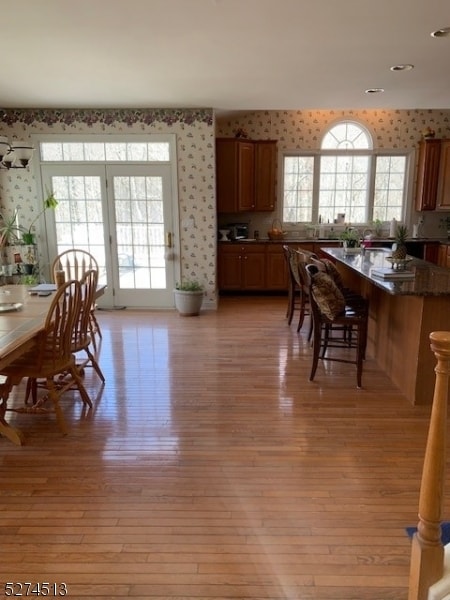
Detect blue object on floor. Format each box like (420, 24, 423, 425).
(406, 522, 450, 545)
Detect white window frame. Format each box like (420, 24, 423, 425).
(30, 133, 181, 295)
(279, 123, 414, 228)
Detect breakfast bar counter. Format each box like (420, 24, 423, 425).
(322, 247, 450, 405)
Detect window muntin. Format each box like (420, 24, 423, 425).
(40, 141, 170, 162)
(283, 156, 314, 222)
(373, 155, 407, 221)
(318, 154, 370, 223)
(282, 122, 408, 225)
(322, 122, 371, 150)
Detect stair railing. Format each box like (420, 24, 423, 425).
(409, 331, 450, 600)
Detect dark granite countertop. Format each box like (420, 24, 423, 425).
(322, 247, 450, 296)
(219, 237, 449, 244)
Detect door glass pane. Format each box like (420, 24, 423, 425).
(52, 175, 107, 284)
(113, 175, 166, 290)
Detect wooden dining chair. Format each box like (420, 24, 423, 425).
(0, 280, 92, 436)
(24, 268, 106, 405)
(71, 268, 105, 383)
(52, 249, 102, 349)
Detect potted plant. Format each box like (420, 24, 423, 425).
(391, 224, 409, 260)
(339, 228, 361, 252)
(19, 189, 59, 245)
(0, 210, 20, 247)
(22, 246, 37, 275)
(440, 216, 450, 239)
(371, 218, 383, 238)
(174, 279, 204, 316)
(21, 273, 39, 286)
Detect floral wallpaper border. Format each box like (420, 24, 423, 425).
(1, 108, 213, 128)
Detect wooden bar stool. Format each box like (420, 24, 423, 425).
(283, 246, 317, 333)
(305, 264, 369, 388)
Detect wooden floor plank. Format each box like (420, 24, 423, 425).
(0, 296, 441, 599)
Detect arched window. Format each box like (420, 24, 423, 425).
(282, 120, 408, 225)
(322, 121, 371, 150)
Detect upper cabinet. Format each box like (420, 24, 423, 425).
(216, 138, 277, 213)
(254, 141, 277, 211)
(415, 139, 441, 211)
(415, 138, 450, 211)
(437, 140, 450, 210)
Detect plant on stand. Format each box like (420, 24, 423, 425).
(0, 211, 21, 276)
(18, 190, 58, 281)
(0, 211, 20, 247)
(22, 246, 37, 276)
(19, 189, 59, 245)
(174, 279, 204, 316)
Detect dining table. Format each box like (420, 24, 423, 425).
(0, 282, 106, 445)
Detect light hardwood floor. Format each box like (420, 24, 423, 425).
(0, 296, 444, 599)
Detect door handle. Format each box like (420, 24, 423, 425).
(166, 232, 173, 248)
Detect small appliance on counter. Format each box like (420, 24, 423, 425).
(227, 222, 249, 240)
(218, 229, 230, 241)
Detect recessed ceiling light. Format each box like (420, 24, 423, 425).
(390, 64, 414, 71)
(365, 88, 385, 94)
(431, 27, 450, 38)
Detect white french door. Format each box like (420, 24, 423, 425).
(41, 164, 177, 308)
(107, 164, 175, 307)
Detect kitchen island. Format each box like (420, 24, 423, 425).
(322, 247, 450, 405)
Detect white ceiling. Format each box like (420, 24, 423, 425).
(1, 0, 449, 114)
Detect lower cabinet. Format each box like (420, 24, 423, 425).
(423, 242, 440, 264)
(218, 243, 265, 290)
(218, 241, 449, 292)
(218, 241, 316, 292)
(438, 244, 450, 268)
(265, 244, 288, 290)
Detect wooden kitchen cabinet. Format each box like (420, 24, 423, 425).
(266, 242, 317, 290)
(254, 141, 277, 211)
(423, 241, 440, 264)
(415, 139, 442, 211)
(216, 139, 254, 213)
(266, 244, 288, 290)
(219, 241, 318, 292)
(437, 140, 450, 210)
(218, 243, 265, 290)
(216, 138, 277, 213)
(438, 244, 450, 268)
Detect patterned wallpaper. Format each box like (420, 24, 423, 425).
(0, 108, 217, 308)
(216, 109, 450, 148)
(216, 109, 450, 239)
